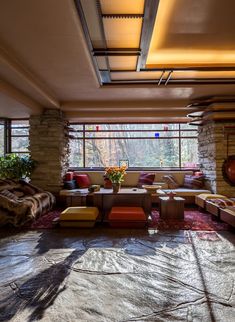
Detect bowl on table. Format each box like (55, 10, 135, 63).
(142, 185, 161, 194)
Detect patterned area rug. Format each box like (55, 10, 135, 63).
(25, 208, 232, 231)
(149, 209, 231, 231)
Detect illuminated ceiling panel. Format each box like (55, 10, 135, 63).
(100, 0, 145, 14)
(76, 0, 235, 85)
(109, 57, 137, 70)
(103, 18, 142, 48)
(111, 71, 162, 80)
(172, 71, 235, 79)
(146, 0, 235, 68)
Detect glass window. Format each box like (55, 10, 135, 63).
(84, 138, 179, 168)
(69, 123, 198, 169)
(11, 120, 29, 154)
(181, 138, 198, 168)
(69, 139, 84, 167)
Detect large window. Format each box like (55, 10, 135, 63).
(69, 123, 198, 169)
(0, 119, 29, 156)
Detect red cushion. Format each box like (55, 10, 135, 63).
(74, 174, 91, 188)
(109, 207, 146, 221)
(65, 172, 74, 181)
(137, 172, 155, 188)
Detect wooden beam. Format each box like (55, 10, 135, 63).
(136, 0, 160, 71)
(0, 46, 60, 108)
(74, 0, 103, 85)
(0, 79, 42, 113)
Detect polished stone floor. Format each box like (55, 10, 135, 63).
(0, 228, 235, 322)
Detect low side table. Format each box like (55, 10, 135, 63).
(159, 196, 185, 220)
(59, 189, 88, 207)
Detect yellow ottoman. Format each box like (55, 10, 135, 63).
(60, 207, 99, 227)
(195, 194, 226, 208)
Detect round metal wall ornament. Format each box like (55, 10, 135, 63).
(222, 155, 235, 186)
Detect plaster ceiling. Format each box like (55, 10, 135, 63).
(0, 0, 234, 122)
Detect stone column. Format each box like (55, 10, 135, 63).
(198, 121, 235, 197)
(29, 109, 69, 194)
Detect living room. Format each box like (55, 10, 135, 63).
(0, 0, 235, 321)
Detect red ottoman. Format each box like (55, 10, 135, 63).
(108, 206, 147, 228)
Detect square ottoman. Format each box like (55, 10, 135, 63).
(108, 206, 147, 228)
(60, 207, 99, 227)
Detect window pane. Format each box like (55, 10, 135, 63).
(11, 128, 29, 135)
(181, 130, 198, 137)
(85, 131, 180, 138)
(85, 138, 179, 167)
(0, 122, 4, 156)
(69, 139, 83, 167)
(11, 137, 29, 152)
(85, 124, 179, 131)
(181, 138, 198, 168)
(11, 120, 29, 127)
(180, 123, 197, 130)
(69, 124, 83, 138)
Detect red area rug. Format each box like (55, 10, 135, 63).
(26, 208, 232, 231)
(149, 209, 230, 231)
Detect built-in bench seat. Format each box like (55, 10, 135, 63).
(72, 170, 211, 204)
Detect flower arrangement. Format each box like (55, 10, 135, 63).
(104, 165, 127, 183)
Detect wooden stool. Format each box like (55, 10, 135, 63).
(159, 196, 185, 220)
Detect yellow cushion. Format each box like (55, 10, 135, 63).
(60, 207, 99, 221)
(197, 193, 226, 200)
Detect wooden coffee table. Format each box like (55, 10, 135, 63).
(159, 196, 185, 220)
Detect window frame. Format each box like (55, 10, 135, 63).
(0, 118, 30, 156)
(68, 123, 199, 170)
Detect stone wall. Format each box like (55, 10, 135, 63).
(198, 121, 235, 197)
(29, 109, 69, 194)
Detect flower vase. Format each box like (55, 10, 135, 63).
(112, 183, 121, 193)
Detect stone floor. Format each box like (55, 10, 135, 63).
(0, 228, 235, 322)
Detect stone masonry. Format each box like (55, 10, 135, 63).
(29, 109, 70, 194)
(198, 121, 235, 197)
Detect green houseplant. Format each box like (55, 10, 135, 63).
(0, 153, 36, 180)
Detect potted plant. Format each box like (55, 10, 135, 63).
(0, 153, 36, 180)
(104, 165, 127, 193)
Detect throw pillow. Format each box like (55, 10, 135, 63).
(137, 172, 155, 188)
(183, 175, 204, 189)
(74, 174, 91, 188)
(162, 175, 180, 189)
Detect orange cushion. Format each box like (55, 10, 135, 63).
(109, 207, 146, 221)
